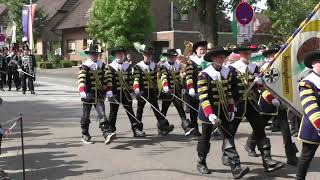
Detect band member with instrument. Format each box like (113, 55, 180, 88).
(19, 45, 36, 94)
(196, 47, 249, 178)
(159, 49, 195, 136)
(296, 50, 320, 180)
(132, 46, 174, 136)
(224, 43, 284, 172)
(185, 41, 208, 136)
(106, 47, 146, 138)
(78, 44, 113, 144)
(244, 45, 299, 166)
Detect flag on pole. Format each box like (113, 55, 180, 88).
(11, 21, 17, 44)
(22, 4, 36, 50)
(263, 3, 320, 116)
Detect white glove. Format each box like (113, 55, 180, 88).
(80, 92, 87, 98)
(163, 86, 169, 93)
(208, 114, 220, 126)
(134, 88, 140, 95)
(106, 91, 113, 98)
(17, 68, 22, 72)
(271, 98, 280, 106)
(188, 88, 195, 97)
(254, 77, 263, 85)
(228, 112, 235, 122)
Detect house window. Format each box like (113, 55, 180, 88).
(67, 40, 76, 54)
(173, 6, 180, 21)
(83, 39, 87, 50)
(180, 13, 189, 21)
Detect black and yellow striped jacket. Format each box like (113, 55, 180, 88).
(132, 60, 158, 99)
(78, 59, 111, 104)
(198, 65, 234, 124)
(159, 61, 182, 100)
(228, 60, 260, 118)
(185, 54, 204, 92)
(298, 72, 320, 144)
(106, 61, 134, 102)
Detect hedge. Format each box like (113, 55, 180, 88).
(60, 60, 73, 68)
(37, 62, 55, 69)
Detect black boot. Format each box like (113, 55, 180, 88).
(222, 155, 231, 166)
(132, 123, 146, 137)
(197, 143, 211, 174)
(157, 120, 174, 136)
(81, 123, 93, 144)
(285, 143, 299, 166)
(258, 138, 285, 172)
(244, 136, 259, 157)
(100, 119, 116, 145)
(181, 118, 194, 136)
(197, 161, 210, 174)
(231, 162, 249, 179)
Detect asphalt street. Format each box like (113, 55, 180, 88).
(0, 68, 319, 180)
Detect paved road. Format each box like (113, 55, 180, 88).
(0, 68, 319, 180)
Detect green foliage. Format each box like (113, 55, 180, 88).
(37, 62, 54, 69)
(87, 0, 153, 49)
(264, 0, 319, 41)
(5, 0, 47, 42)
(59, 60, 73, 68)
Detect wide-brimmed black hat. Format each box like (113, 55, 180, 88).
(204, 47, 232, 62)
(193, 41, 208, 53)
(162, 49, 178, 56)
(262, 45, 281, 57)
(22, 44, 29, 51)
(110, 47, 126, 56)
(84, 44, 103, 54)
(233, 42, 257, 53)
(139, 46, 155, 55)
(304, 50, 320, 68)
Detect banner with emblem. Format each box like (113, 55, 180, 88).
(263, 3, 320, 116)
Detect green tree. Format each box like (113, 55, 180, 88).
(5, 0, 47, 42)
(87, 0, 153, 49)
(264, 0, 319, 41)
(174, 0, 258, 45)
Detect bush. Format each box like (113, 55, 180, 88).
(60, 60, 73, 68)
(37, 62, 55, 69)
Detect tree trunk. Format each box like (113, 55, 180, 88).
(195, 0, 219, 45)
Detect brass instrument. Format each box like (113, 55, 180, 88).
(180, 41, 193, 79)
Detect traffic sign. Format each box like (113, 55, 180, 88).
(236, 2, 254, 25)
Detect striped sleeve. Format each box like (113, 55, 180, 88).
(160, 66, 169, 89)
(185, 62, 194, 89)
(132, 66, 140, 90)
(78, 67, 86, 93)
(299, 81, 320, 130)
(262, 90, 275, 104)
(198, 72, 213, 117)
(104, 67, 113, 91)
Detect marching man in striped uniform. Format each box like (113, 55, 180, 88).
(132, 46, 174, 136)
(159, 49, 195, 136)
(106, 47, 145, 138)
(196, 47, 249, 179)
(185, 41, 208, 136)
(296, 50, 320, 180)
(78, 44, 114, 144)
(244, 45, 299, 166)
(224, 43, 284, 172)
